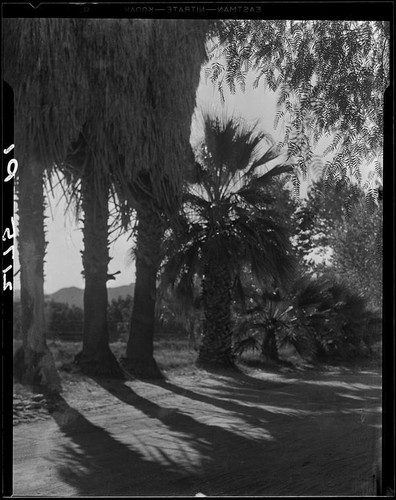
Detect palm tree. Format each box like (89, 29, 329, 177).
(113, 20, 209, 378)
(62, 134, 124, 377)
(4, 18, 87, 390)
(162, 112, 296, 368)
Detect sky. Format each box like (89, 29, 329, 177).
(12, 55, 375, 295)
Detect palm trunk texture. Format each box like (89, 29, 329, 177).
(197, 258, 236, 368)
(124, 207, 163, 378)
(13, 161, 61, 392)
(75, 170, 123, 377)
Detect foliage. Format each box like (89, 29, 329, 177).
(293, 177, 363, 264)
(330, 199, 383, 309)
(3, 18, 208, 195)
(163, 112, 296, 294)
(3, 19, 87, 168)
(233, 272, 381, 362)
(14, 298, 138, 342)
(24, 338, 198, 375)
(107, 295, 133, 339)
(293, 177, 382, 309)
(45, 301, 84, 338)
(207, 20, 389, 195)
(303, 274, 381, 359)
(232, 273, 318, 362)
(156, 282, 202, 347)
(112, 19, 210, 226)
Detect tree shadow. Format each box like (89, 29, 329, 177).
(152, 365, 382, 420)
(37, 364, 382, 497)
(92, 368, 381, 496)
(90, 376, 288, 496)
(44, 393, 204, 496)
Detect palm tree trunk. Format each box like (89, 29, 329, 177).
(120, 21, 208, 378)
(13, 161, 61, 392)
(75, 169, 123, 378)
(124, 207, 163, 378)
(261, 328, 280, 362)
(197, 257, 236, 368)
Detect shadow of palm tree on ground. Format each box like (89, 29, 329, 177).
(31, 361, 382, 496)
(89, 365, 381, 496)
(46, 394, 204, 496)
(152, 364, 382, 416)
(90, 376, 279, 496)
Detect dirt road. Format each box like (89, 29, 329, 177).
(12, 363, 381, 496)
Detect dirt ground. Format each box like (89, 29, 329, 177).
(12, 361, 382, 497)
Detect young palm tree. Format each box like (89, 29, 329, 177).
(162, 112, 296, 368)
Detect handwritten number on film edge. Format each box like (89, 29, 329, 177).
(3, 144, 17, 291)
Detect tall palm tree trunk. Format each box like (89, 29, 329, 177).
(120, 20, 208, 378)
(75, 169, 123, 377)
(13, 161, 61, 391)
(198, 257, 236, 368)
(125, 206, 163, 378)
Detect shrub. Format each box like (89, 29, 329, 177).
(232, 272, 381, 363)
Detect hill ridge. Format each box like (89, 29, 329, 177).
(13, 283, 135, 308)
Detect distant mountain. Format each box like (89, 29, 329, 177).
(13, 283, 135, 309)
(50, 286, 84, 308)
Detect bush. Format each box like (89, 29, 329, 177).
(13, 301, 84, 340)
(307, 278, 380, 359)
(107, 295, 133, 341)
(232, 272, 381, 363)
(45, 301, 84, 339)
(13, 298, 131, 342)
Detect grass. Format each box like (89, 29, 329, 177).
(13, 335, 380, 379)
(13, 338, 199, 375)
(13, 337, 272, 376)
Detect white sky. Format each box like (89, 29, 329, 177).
(12, 62, 376, 295)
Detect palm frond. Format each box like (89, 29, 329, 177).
(249, 143, 283, 170)
(251, 164, 294, 188)
(233, 336, 260, 356)
(236, 188, 277, 206)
